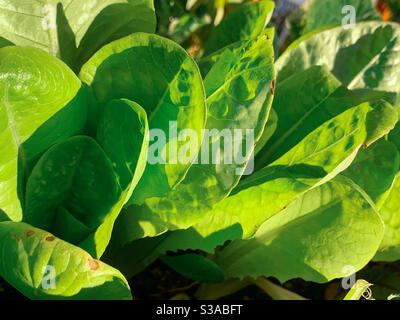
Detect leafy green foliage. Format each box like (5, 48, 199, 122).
(24, 136, 121, 238)
(215, 176, 384, 283)
(141, 34, 275, 228)
(78, 99, 149, 258)
(276, 22, 400, 105)
(255, 65, 362, 167)
(110, 32, 276, 247)
(80, 33, 206, 205)
(1, 0, 400, 301)
(343, 139, 399, 206)
(0, 221, 131, 299)
(0, 0, 156, 72)
(204, 0, 275, 55)
(190, 99, 397, 240)
(0, 46, 86, 222)
(373, 172, 400, 261)
(288, 0, 381, 38)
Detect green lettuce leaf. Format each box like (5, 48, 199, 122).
(80, 99, 149, 258)
(24, 136, 121, 240)
(142, 35, 275, 228)
(288, 0, 380, 38)
(112, 34, 275, 246)
(373, 172, 400, 261)
(255, 65, 362, 168)
(276, 22, 400, 104)
(215, 176, 384, 283)
(0, 221, 131, 299)
(343, 139, 399, 207)
(0, 0, 156, 70)
(80, 33, 206, 205)
(192, 100, 397, 238)
(0, 46, 86, 222)
(204, 0, 275, 55)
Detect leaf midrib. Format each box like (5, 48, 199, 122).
(260, 83, 342, 165)
(218, 196, 342, 272)
(4, 83, 21, 149)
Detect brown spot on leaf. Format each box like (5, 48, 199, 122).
(25, 230, 34, 238)
(270, 79, 276, 95)
(88, 258, 99, 271)
(11, 234, 20, 242)
(45, 235, 55, 242)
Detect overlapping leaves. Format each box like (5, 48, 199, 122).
(1, 0, 400, 301)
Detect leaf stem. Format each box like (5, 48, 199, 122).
(252, 277, 308, 300)
(343, 280, 373, 300)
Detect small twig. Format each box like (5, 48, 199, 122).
(343, 280, 373, 300)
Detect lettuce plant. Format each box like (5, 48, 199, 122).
(0, 0, 400, 300)
(105, 1, 400, 289)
